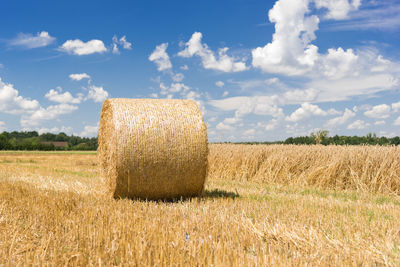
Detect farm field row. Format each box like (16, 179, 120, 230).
(0, 144, 399, 266)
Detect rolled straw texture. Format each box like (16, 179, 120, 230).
(98, 98, 208, 200)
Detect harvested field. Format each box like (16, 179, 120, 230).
(0, 145, 399, 266)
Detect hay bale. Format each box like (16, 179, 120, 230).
(98, 98, 208, 200)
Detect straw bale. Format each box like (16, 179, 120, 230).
(98, 98, 208, 200)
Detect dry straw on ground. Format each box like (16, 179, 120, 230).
(98, 98, 208, 200)
(208, 144, 400, 195)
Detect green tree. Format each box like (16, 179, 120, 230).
(311, 130, 329, 145)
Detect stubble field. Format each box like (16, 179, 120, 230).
(0, 144, 400, 266)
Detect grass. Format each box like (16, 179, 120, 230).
(0, 150, 97, 155)
(0, 144, 400, 266)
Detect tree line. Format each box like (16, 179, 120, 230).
(0, 131, 98, 150)
(221, 131, 400, 146)
(284, 131, 400, 146)
(1, 130, 400, 151)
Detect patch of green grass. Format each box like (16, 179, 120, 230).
(364, 209, 375, 224)
(301, 188, 329, 198)
(54, 169, 93, 178)
(244, 194, 269, 201)
(16, 159, 37, 164)
(0, 151, 97, 155)
(374, 195, 400, 205)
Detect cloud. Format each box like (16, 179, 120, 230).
(251, 0, 371, 79)
(149, 43, 172, 71)
(10, 31, 55, 49)
(69, 73, 91, 81)
(81, 124, 99, 137)
(87, 85, 109, 103)
(0, 121, 5, 132)
(180, 65, 189, 70)
(158, 82, 192, 98)
(59, 39, 107, 55)
(20, 103, 78, 127)
(314, 0, 361, 20)
(178, 32, 247, 72)
(112, 35, 132, 54)
(252, 0, 320, 75)
(320, 47, 358, 79)
(364, 104, 391, 119)
(322, 2, 400, 31)
(375, 120, 386, 125)
(325, 108, 355, 127)
(347, 119, 370, 129)
(394, 116, 400, 126)
(216, 122, 235, 131)
(209, 96, 283, 119)
(309, 74, 398, 102)
(172, 73, 184, 82)
(222, 91, 229, 97)
(257, 119, 279, 131)
(45, 87, 82, 104)
(216, 81, 225, 88)
(283, 88, 319, 103)
(242, 128, 256, 137)
(36, 126, 73, 135)
(392, 101, 400, 113)
(285, 103, 328, 122)
(0, 78, 39, 115)
(119, 36, 132, 49)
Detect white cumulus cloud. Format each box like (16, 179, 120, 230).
(149, 43, 172, 71)
(59, 39, 107, 55)
(347, 119, 370, 129)
(20, 104, 78, 127)
(10, 31, 55, 49)
(81, 124, 99, 137)
(69, 73, 91, 81)
(112, 35, 132, 54)
(45, 87, 82, 104)
(392, 101, 400, 113)
(172, 73, 184, 82)
(216, 81, 225, 88)
(364, 104, 391, 119)
(178, 32, 247, 72)
(36, 126, 73, 135)
(375, 120, 386, 125)
(87, 85, 109, 103)
(285, 103, 328, 122)
(283, 88, 319, 103)
(251, 0, 365, 78)
(314, 0, 361, 20)
(0, 78, 39, 115)
(252, 0, 320, 75)
(216, 122, 235, 131)
(209, 96, 283, 119)
(325, 108, 355, 127)
(394, 116, 400, 126)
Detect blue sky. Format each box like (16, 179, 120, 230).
(0, 0, 400, 141)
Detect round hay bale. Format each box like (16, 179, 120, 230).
(98, 98, 208, 200)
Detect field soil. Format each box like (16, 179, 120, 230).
(0, 145, 399, 266)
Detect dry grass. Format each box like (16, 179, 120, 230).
(209, 144, 400, 195)
(0, 145, 399, 266)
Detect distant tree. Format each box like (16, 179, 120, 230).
(0, 134, 8, 149)
(311, 130, 329, 145)
(391, 136, 400, 146)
